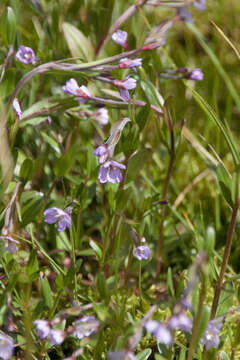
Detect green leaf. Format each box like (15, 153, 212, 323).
(0, 7, 16, 46)
(96, 272, 110, 304)
(216, 282, 233, 317)
(19, 158, 34, 182)
(126, 149, 152, 183)
(62, 22, 94, 61)
(89, 239, 102, 261)
(136, 349, 152, 360)
(54, 144, 78, 177)
(40, 131, 61, 155)
(196, 306, 210, 345)
(26, 250, 39, 278)
(216, 164, 233, 208)
(40, 277, 54, 309)
(136, 105, 151, 131)
(167, 267, 175, 298)
(140, 79, 164, 109)
(20, 190, 44, 226)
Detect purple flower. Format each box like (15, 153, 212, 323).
(16, 45, 36, 64)
(119, 58, 142, 69)
(94, 145, 109, 164)
(112, 30, 128, 48)
(113, 76, 137, 102)
(188, 68, 204, 81)
(177, 6, 193, 23)
(72, 316, 99, 340)
(108, 351, 136, 360)
(145, 320, 172, 345)
(168, 312, 193, 333)
(193, 0, 206, 11)
(13, 98, 22, 119)
(49, 329, 66, 345)
(95, 108, 109, 126)
(44, 207, 72, 232)
(200, 318, 224, 350)
(133, 246, 150, 261)
(34, 319, 51, 339)
(98, 160, 126, 184)
(0, 333, 14, 360)
(62, 79, 92, 103)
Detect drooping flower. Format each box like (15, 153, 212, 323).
(98, 160, 126, 184)
(113, 76, 137, 102)
(94, 145, 109, 164)
(62, 78, 92, 103)
(72, 316, 99, 340)
(44, 207, 72, 232)
(119, 58, 142, 69)
(0, 333, 14, 360)
(200, 318, 224, 350)
(112, 30, 128, 48)
(95, 108, 109, 126)
(16, 45, 36, 64)
(133, 246, 150, 261)
(188, 68, 204, 81)
(13, 98, 22, 119)
(168, 312, 193, 333)
(145, 320, 172, 345)
(34, 319, 51, 339)
(49, 329, 66, 345)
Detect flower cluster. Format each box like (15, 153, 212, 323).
(34, 315, 99, 346)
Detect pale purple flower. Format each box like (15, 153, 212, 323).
(62, 79, 92, 103)
(98, 160, 126, 184)
(200, 318, 224, 350)
(49, 329, 66, 345)
(119, 58, 142, 69)
(95, 108, 109, 126)
(113, 76, 137, 102)
(193, 0, 206, 11)
(145, 320, 172, 345)
(112, 30, 128, 48)
(44, 207, 72, 232)
(133, 246, 150, 261)
(168, 312, 193, 333)
(94, 145, 109, 164)
(188, 68, 204, 81)
(0, 333, 14, 360)
(72, 316, 99, 340)
(34, 319, 51, 339)
(13, 98, 22, 119)
(16, 45, 36, 64)
(177, 6, 193, 23)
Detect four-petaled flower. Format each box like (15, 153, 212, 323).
(200, 318, 224, 350)
(98, 160, 126, 184)
(112, 30, 128, 48)
(145, 320, 173, 345)
(44, 207, 72, 232)
(72, 316, 99, 340)
(34, 320, 51, 339)
(0, 333, 14, 360)
(119, 58, 142, 69)
(133, 245, 150, 261)
(13, 98, 22, 119)
(62, 78, 92, 103)
(16, 45, 36, 64)
(113, 76, 137, 102)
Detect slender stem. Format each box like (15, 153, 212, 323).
(210, 197, 240, 319)
(138, 261, 142, 298)
(187, 273, 206, 360)
(156, 110, 175, 279)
